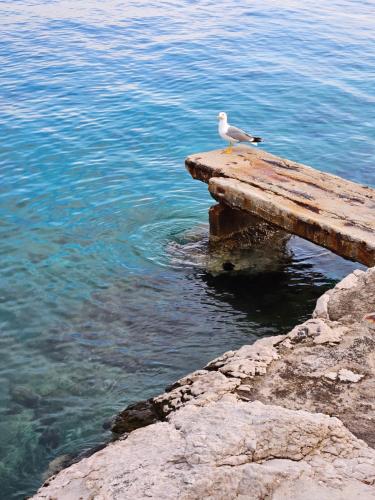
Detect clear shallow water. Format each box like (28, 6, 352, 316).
(0, 1, 374, 497)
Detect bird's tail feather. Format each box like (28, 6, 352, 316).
(251, 137, 263, 143)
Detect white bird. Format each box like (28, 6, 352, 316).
(217, 112, 263, 154)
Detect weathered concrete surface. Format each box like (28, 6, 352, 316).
(206, 203, 291, 274)
(186, 147, 375, 266)
(208, 202, 288, 249)
(33, 267, 375, 499)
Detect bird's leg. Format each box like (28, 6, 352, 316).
(223, 142, 233, 154)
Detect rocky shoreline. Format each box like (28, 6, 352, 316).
(33, 266, 375, 499)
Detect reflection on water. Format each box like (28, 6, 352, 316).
(0, 0, 373, 497)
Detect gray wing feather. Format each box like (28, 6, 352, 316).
(227, 126, 253, 142)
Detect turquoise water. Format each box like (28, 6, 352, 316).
(0, 1, 374, 497)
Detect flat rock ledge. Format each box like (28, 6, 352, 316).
(33, 267, 375, 500)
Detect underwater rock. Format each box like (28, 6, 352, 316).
(9, 385, 42, 409)
(41, 454, 72, 482)
(38, 427, 60, 450)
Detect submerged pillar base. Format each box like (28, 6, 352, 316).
(207, 203, 290, 274)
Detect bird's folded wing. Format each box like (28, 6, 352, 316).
(227, 126, 253, 142)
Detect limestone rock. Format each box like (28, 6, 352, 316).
(324, 369, 364, 383)
(35, 266, 375, 498)
(112, 399, 160, 435)
(33, 398, 375, 500)
(41, 454, 72, 482)
(205, 336, 281, 378)
(153, 370, 241, 416)
(313, 291, 332, 320)
(322, 267, 375, 323)
(111, 267, 375, 447)
(279, 318, 346, 346)
(337, 368, 364, 383)
(241, 267, 375, 447)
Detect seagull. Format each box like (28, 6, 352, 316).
(217, 112, 263, 154)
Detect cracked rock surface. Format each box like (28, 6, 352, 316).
(33, 398, 375, 500)
(33, 267, 375, 499)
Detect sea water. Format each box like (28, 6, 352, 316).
(0, 1, 374, 497)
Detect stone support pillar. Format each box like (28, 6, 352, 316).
(209, 203, 288, 249)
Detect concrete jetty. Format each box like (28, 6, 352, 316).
(186, 147, 375, 266)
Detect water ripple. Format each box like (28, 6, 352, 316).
(0, 0, 373, 497)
